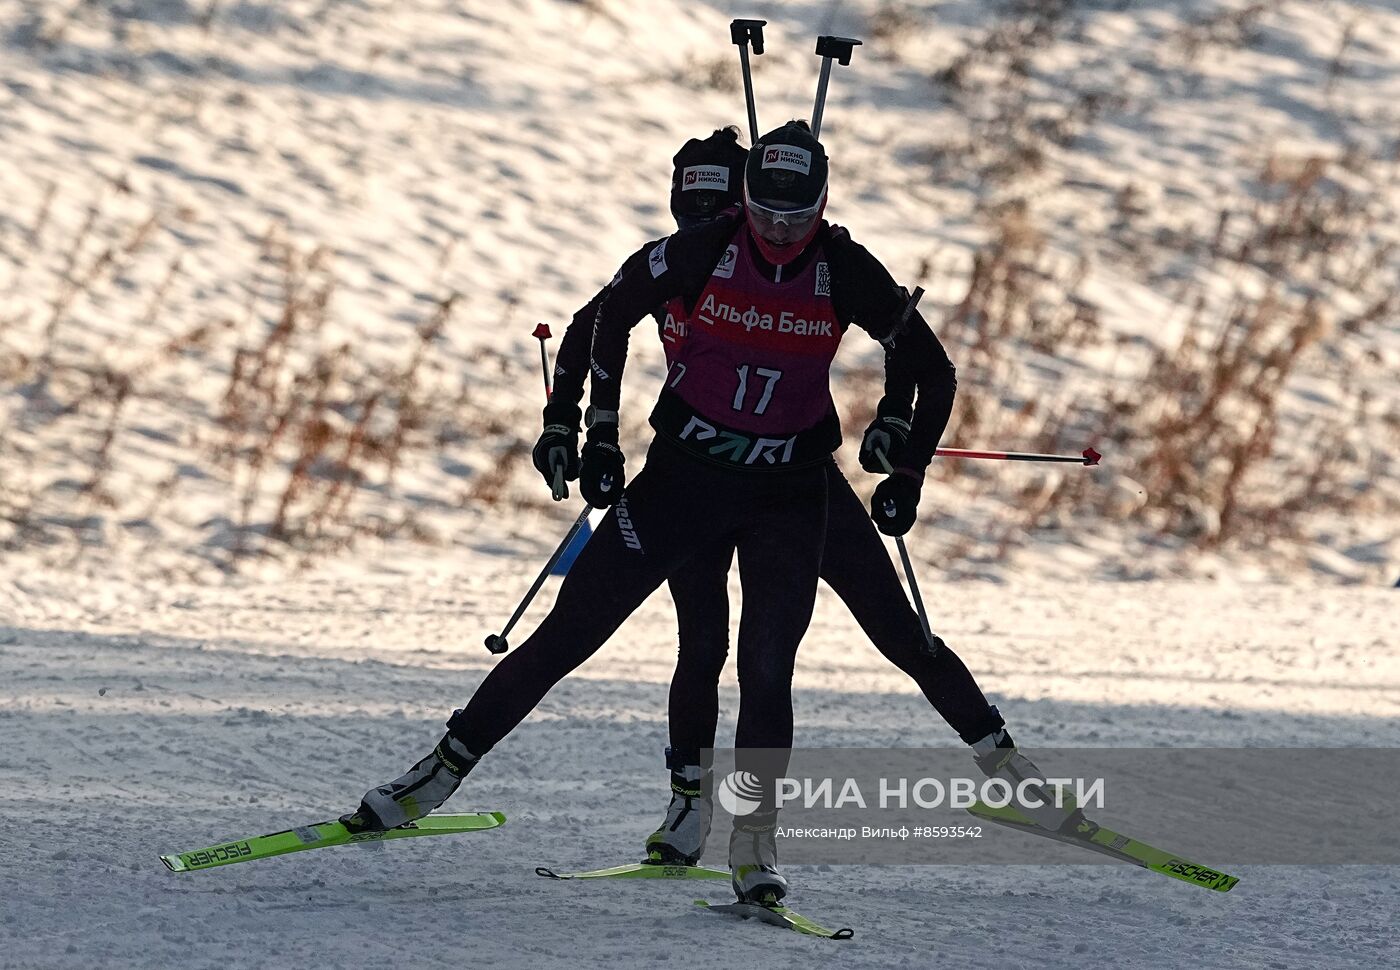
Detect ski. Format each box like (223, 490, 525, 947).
(695, 899, 854, 939)
(160, 811, 507, 873)
(967, 801, 1239, 892)
(536, 861, 729, 881)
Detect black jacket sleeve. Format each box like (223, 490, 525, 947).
(550, 237, 669, 411)
(825, 230, 957, 473)
(589, 215, 740, 417)
(883, 313, 957, 473)
(550, 287, 608, 409)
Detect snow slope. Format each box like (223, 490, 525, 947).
(0, 0, 1395, 583)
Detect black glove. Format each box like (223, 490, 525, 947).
(859, 411, 912, 473)
(531, 401, 581, 500)
(579, 423, 625, 508)
(870, 472, 921, 537)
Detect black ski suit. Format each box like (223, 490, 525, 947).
(448, 213, 989, 763)
(547, 224, 1002, 762)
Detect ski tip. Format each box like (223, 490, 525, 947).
(159, 854, 186, 873)
(489, 811, 507, 825)
(535, 866, 564, 879)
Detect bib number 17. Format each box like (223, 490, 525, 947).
(732, 365, 782, 416)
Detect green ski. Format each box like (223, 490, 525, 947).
(967, 801, 1239, 892)
(536, 862, 729, 881)
(696, 899, 854, 939)
(160, 812, 507, 873)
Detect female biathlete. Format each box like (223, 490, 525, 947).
(345, 123, 1071, 904)
(538, 127, 1062, 879)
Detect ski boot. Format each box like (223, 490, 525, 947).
(971, 726, 1083, 833)
(644, 755, 713, 866)
(728, 812, 788, 904)
(342, 732, 478, 832)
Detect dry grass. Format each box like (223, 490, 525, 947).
(212, 230, 474, 563)
(909, 0, 1399, 570)
(0, 179, 497, 572)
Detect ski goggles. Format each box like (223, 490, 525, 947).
(744, 185, 827, 236)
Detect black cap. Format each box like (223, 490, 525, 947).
(745, 120, 828, 209)
(670, 127, 749, 224)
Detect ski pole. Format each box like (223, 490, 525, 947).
(873, 446, 938, 656)
(809, 35, 861, 139)
(484, 503, 593, 655)
(730, 19, 766, 143)
(874, 284, 937, 654)
(936, 446, 1103, 465)
(530, 322, 574, 501)
(532, 323, 553, 403)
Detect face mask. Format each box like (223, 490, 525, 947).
(743, 185, 827, 265)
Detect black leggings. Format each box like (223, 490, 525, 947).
(665, 461, 1003, 757)
(449, 439, 828, 756)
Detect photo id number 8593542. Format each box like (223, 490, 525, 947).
(913, 826, 983, 839)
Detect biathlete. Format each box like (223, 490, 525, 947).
(346, 122, 1073, 904)
(538, 125, 1072, 889)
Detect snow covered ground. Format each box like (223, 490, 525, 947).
(3, 563, 1399, 969)
(2, 0, 1398, 967)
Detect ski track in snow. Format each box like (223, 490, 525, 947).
(2, 566, 1398, 969)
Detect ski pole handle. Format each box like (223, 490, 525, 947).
(810, 35, 861, 139)
(730, 19, 766, 143)
(485, 503, 594, 655)
(873, 447, 895, 477)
